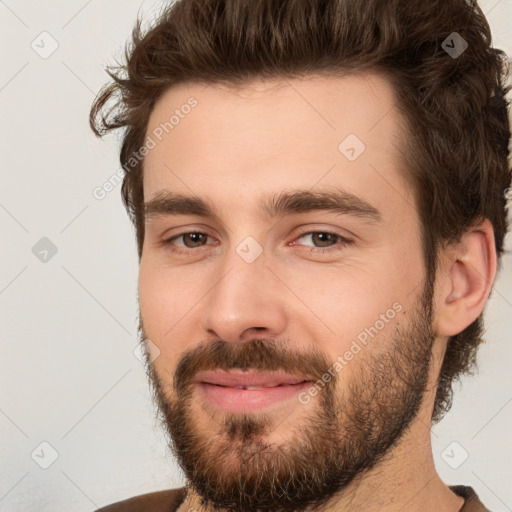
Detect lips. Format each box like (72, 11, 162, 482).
(195, 370, 310, 389)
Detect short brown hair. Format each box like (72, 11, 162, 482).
(90, 0, 511, 423)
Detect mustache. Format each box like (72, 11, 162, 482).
(172, 338, 335, 396)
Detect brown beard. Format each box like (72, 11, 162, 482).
(139, 275, 435, 512)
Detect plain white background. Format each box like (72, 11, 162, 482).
(0, 1, 511, 511)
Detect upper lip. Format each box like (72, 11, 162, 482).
(195, 370, 311, 388)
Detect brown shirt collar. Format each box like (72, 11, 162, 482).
(95, 484, 491, 511)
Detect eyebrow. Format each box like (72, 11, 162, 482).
(144, 188, 383, 225)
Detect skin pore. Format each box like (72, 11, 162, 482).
(137, 73, 496, 512)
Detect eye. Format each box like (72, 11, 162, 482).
(161, 232, 216, 254)
(292, 230, 352, 254)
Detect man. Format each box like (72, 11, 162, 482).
(90, 0, 511, 511)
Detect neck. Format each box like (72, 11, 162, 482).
(318, 415, 465, 512)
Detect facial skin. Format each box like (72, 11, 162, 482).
(137, 73, 495, 511)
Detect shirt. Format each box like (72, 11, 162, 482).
(93, 484, 491, 511)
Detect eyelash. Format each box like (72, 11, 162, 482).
(160, 230, 352, 256)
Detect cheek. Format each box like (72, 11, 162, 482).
(138, 262, 198, 339)
(283, 252, 415, 355)
(138, 265, 200, 374)
(287, 256, 378, 304)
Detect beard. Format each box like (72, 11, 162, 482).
(138, 275, 436, 512)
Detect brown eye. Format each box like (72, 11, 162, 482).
(161, 231, 215, 255)
(294, 231, 351, 251)
(180, 232, 208, 248)
(309, 232, 338, 247)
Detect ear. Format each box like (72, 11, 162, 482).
(433, 218, 497, 337)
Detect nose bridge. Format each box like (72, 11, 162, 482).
(201, 238, 287, 341)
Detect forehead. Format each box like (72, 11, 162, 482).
(142, 72, 415, 223)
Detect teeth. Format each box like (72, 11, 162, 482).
(211, 384, 272, 389)
(212, 383, 303, 389)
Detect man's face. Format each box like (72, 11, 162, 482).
(137, 73, 436, 512)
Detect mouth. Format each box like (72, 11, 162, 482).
(193, 370, 314, 412)
(195, 370, 311, 388)
(208, 383, 305, 390)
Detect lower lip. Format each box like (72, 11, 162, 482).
(197, 381, 312, 413)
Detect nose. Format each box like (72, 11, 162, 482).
(200, 247, 288, 344)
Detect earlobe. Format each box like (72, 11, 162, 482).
(435, 218, 497, 337)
